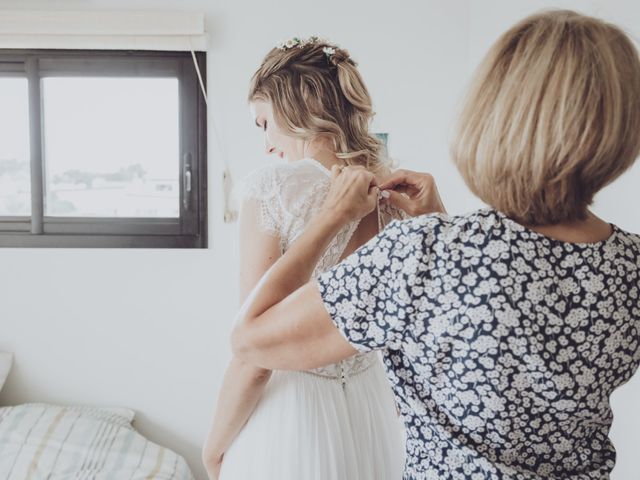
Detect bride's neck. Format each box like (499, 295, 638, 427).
(305, 144, 390, 181)
(305, 147, 342, 171)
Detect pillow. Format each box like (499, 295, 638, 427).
(80, 405, 136, 424)
(0, 353, 12, 394)
(31, 404, 136, 425)
(0, 403, 194, 479)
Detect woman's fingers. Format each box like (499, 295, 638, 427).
(322, 165, 379, 222)
(380, 169, 424, 197)
(378, 169, 413, 190)
(379, 169, 446, 217)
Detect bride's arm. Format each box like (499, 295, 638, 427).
(202, 199, 281, 479)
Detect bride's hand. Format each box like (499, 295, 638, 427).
(211, 454, 223, 480)
(204, 451, 224, 480)
(320, 165, 379, 224)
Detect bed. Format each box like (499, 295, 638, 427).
(0, 403, 195, 479)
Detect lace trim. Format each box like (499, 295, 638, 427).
(240, 166, 282, 240)
(302, 351, 378, 381)
(241, 160, 332, 252)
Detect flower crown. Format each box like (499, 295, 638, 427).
(276, 36, 339, 61)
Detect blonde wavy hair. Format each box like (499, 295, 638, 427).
(248, 38, 388, 173)
(452, 10, 640, 225)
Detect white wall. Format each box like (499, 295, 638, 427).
(0, 1, 638, 480)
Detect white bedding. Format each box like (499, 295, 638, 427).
(0, 403, 195, 479)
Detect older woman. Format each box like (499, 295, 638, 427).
(233, 10, 640, 480)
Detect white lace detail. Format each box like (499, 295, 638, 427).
(241, 160, 330, 253)
(379, 197, 409, 224)
(240, 166, 281, 247)
(241, 158, 404, 381)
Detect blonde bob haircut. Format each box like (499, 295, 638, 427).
(452, 10, 640, 225)
(248, 38, 387, 173)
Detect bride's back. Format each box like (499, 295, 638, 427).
(227, 157, 406, 480)
(242, 158, 399, 278)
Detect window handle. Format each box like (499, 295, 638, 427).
(183, 153, 192, 211)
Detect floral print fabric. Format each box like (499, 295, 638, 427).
(317, 209, 640, 479)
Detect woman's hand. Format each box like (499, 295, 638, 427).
(379, 169, 446, 217)
(320, 165, 379, 224)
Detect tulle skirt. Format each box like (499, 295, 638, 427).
(219, 359, 405, 480)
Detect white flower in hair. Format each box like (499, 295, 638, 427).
(277, 37, 302, 50)
(323, 46, 336, 57)
(300, 36, 316, 47)
(276, 37, 344, 63)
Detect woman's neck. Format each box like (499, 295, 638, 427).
(525, 210, 613, 244)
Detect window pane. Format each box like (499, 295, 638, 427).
(0, 78, 31, 216)
(42, 77, 180, 218)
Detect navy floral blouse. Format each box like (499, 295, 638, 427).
(317, 208, 640, 479)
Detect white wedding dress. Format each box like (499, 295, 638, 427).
(219, 158, 405, 480)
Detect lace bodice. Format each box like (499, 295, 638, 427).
(240, 158, 405, 380)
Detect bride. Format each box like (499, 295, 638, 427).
(203, 36, 405, 480)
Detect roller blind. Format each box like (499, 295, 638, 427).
(0, 10, 207, 51)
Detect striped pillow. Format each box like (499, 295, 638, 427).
(0, 403, 194, 479)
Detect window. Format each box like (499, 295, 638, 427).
(0, 50, 207, 248)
